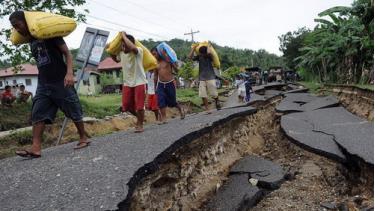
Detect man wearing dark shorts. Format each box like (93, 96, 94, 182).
(151, 47, 185, 124)
(10, 11, 89, 158)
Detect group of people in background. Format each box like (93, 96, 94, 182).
(0, 84, 32, 106)
(110, 32, 221, 132)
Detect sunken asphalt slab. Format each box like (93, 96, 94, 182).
(0, 106, 256, 211)
(205, 155, 285, 211)
(230, 155, 285, 186)
(204, 174, 262, 211)
(281, 107, 374, 165)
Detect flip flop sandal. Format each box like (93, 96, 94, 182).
(134, 128, 144, 133)
(74, 141, 91, 150)
(15, 150, 41, 158)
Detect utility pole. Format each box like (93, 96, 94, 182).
(184, 29, 200, 43)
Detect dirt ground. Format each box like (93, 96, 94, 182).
(250, 107, 374, 211)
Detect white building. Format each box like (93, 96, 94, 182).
(0, 64, 39, 95)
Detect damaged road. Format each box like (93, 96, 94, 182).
(0, 82, 373, 211)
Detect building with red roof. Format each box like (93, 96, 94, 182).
(0, 64, 39, 95)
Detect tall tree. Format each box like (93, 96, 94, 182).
(278, 27, 311, 70)
(284, 0, 373, 84)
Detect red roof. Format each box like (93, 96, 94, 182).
(97, 57, 121, 71)
(0, 64, 39, 77)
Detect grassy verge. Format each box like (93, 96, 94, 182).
(299, 81, 323, 93)
(0, 103, 32, 131)
(79, 94, 122, 118)
(299, 81, 374, 93)
(356, 84, 374, 91)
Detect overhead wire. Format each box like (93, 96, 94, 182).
(91, 0, 185, 35)
(111, 0, 190, 31)
(85, 14, 169, 40)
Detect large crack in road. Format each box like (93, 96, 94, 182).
(124, 91, 373, 211)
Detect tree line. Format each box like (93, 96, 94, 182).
(279, 0, 373, 84)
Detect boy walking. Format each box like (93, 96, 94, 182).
(189, 44, 221, 113)
(146, 70, 160, 121)
(9, 11, 89, 158)
(110, 32, 146, 132)
(151, 48, 185, 124)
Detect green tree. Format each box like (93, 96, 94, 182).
(285, 0, 373, 84)
(0, 0, 88, 69)
(178, 61, 197, 80)
(222, 66, 241, 81)
(278, 27, 311, 70)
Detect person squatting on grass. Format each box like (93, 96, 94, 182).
(110, 32, 146, 133)
(151, 47, 185, 124)
(10, 11, 90, 159)
(1, 85, 16, 106)
(189, 44, 221, 114)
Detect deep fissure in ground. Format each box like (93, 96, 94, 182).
(120, 97, 373, 211)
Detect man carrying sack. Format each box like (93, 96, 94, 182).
(10, 11, 89, 159)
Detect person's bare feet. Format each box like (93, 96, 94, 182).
(134, 126, 144, 133)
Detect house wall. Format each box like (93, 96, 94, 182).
(78, 74, 102, 96)
(0, 75, 38, 95)
(101, 69, 122, 84)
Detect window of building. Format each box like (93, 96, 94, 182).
(13, 80, 17, 85)
(25, 79, 32, 86)
(83, 80, 90, 86)
(115, 70, 120, 78)
(0, 81, 3, 87)
(96, 76, 100, 84)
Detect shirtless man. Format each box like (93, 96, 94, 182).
(151, 47, 184, 124)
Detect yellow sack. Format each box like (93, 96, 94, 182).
(105, 32, 123, 56)
(9, 11, 76, 45)
(10, 28, 30, 45)
(192, 41, 221, 69)
(106, 32, 158, 71)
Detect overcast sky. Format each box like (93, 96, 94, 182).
(2, 0, 354, 55)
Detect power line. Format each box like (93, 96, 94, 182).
(86, 14, 169, 40)
(111, 0, 188, 30)
(91, 0, 185, 35)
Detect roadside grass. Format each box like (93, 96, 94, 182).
(79, 94, 122, 118)
(299, 81, 323, 94)
(0, 103, 32, 131)
(356, 84, 374, 91)
(176, 88, 201, 107)
(299, 81, 373, 93)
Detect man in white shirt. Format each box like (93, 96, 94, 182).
(111, 32, 147, 133)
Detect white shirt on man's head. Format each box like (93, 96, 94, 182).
(119, 47, 147, 87)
